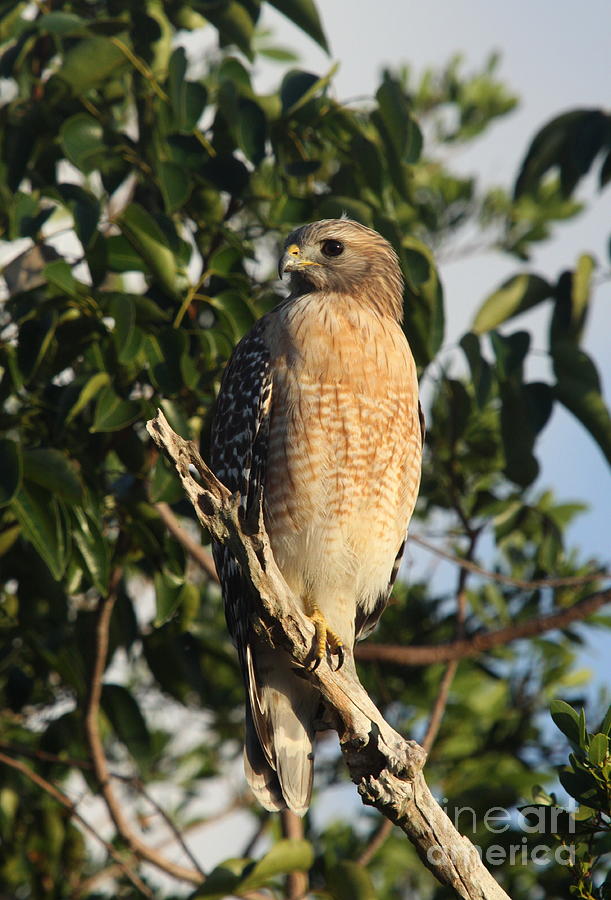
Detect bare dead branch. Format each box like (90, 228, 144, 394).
(0, 751, 152, 898)
(83, 567, 205, 887)
(356, 587, 611, 666)
(147, 408, 512, 900)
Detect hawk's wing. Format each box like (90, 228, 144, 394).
(210, 319, 272, 655)
(210, 320, 318, 815)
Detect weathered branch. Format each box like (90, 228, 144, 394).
(0, 751, 152, 898)
(356, 587, 610, 666)
(146, 409, 511, 900)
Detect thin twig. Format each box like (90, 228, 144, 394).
(355, 588, 611, 666)
(155, 501, 219, 581)
(76, 800, 244, 895)
(0, 751, 152, 898)
(242, 811, 272, 857)
(409, 533, 608, 589)
(83, 568, 205, 886)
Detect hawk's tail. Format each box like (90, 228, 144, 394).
(244, 645, 319, 816)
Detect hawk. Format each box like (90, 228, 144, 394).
(210, 219, 423, 815)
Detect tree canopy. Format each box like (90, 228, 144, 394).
(0, 1, 610, 898)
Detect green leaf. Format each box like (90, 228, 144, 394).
(514, 109, 609, 198)
(599, 149, 611, 188)
(552, 343, 611, 465)
(57, 34, 128, 92)
(193, 858, 251, 898)
(280, 65, 337, 115)
(168, 48, 207, 131)
(239, 840, 314, 891)
(90, 387, 141, 433)
(117, 203, 178, 297)
(472, 274, 552, 334)
(60, 114, 105, 174)
(571, 253, 595, 320)
(602, 706, 611, 736)
(327, 861, 376, 900)
(157, 161, 192, 213)
(559, 769, 600, 806)
(550, 700, 581, 745)
(11, 484, 67, 580)
(588, 733, 608, 766)
(0, 439, 22, 507)
(149, 457, 184, 504)
(460, 332, 492, 407)
(101, 684, 151, 766)
(35, 11, 89, 35)
(72, 508, 110, 594)
(490, 330, 530, 379)
(145, 330, 189, 394)
(16, 314, 58, 382)
(153, 569, 184, 627)
(57, 183, 100, 248)
(194, 840, 314, 898)
(65, 372, 111, 423)
(44, 259, 79, 298)
(236, 99, 267, 164)
(201, 1, 255, 59)
(23, 449, 83, 503)
(498, 381, 538, 487)
(266, 0, 329, 52)
(109, 294, 135, 360)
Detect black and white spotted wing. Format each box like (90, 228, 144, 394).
(209, 320, 272, 651)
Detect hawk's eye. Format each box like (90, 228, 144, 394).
(321, 239, 344, 258)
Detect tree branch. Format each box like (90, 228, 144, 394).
(355, 588, 610, 666)
(0, 751, 152, 898)
(146, 408, 511, 900)
(280, 809, 308, 899)
(83, 567, 205, 886)
(154, 500, 219, 581)
(408, 533, 608, 590)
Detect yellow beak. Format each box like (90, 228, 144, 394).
(278, 243, 321, 278)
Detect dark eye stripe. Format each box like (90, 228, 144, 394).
(321, 239, 344, 258)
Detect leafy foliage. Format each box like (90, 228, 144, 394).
(0, 2, 609, 899)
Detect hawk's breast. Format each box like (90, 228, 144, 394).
(262, 293, 421, 640)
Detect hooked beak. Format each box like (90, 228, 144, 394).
(278, 243, 321, 279)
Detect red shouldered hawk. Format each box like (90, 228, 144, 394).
(211, 219, 423, 815)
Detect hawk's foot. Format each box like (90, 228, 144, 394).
(305, 606, 344, 671)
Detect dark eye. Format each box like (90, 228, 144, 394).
(321, 239, 344, 258)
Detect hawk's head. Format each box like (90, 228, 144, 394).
(278, 218, 404, 321)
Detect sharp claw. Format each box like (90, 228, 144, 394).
(335, 644, 344, 671)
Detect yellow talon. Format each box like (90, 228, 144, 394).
(305, 604, 344, 670)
